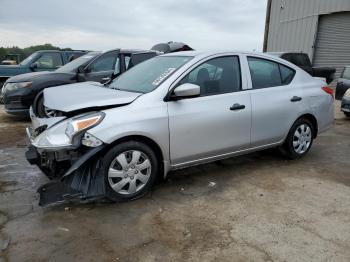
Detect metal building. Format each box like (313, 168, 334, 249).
(263, 0, 350, 79)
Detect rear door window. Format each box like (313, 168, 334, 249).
(280, 64, 295, 85)
(248, 57, 295, 89)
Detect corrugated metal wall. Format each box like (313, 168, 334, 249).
(266, 0, 350, 61)
(313, 12, 350, 80)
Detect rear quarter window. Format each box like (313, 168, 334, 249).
(280, 64, 295, 85)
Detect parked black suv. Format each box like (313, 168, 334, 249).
(2, 49, 158, 117)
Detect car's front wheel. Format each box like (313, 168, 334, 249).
(280, 118, 314, 159)
(101, 141, 159, 202)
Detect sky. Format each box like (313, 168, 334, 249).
(0, 0, 267, 52)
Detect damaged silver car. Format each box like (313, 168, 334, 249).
(26, 51, 334, 206)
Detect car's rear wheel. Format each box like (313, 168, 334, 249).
(101, 141, 159, 202)
(280, 118, 314, 159)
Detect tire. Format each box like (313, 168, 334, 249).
(344, 112, 350, 118)
(280, 118, 314, 160)
(101, 141, 159, 202)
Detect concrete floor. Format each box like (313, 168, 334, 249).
(0, 102, 349, 262)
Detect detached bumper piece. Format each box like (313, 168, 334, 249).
(38, 161, 105, 207)
(38, 182, 83, 207)
(26, 145, 106, 207)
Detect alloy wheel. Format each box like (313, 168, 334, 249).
(293, 124, 312, 154)
(108, 150, 152, 195)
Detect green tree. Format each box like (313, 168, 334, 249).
(0, 43, 72, 63)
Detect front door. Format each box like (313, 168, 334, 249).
(168, 55, 251, 165)
(78, 50, 119, 83)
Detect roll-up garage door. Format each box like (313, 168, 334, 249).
(313, 12, 350, 82)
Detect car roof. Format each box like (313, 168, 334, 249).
(161, 50, 281, 58)
(36, 50, 88, 53)
(103, 49, 158, 55)
(160, 50, 299, 69)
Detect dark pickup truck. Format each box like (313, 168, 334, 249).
(268, 52, 336, 84)
(0, 50, 88, 88)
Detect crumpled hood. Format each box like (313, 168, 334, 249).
(44, 82, 142, 113)
(6, 71, 53, 83)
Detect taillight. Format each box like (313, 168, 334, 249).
(322, 86, 334, 99)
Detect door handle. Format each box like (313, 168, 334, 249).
(290, 96, 302, 102)
(230, 103, 245, 110)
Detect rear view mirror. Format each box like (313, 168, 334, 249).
(172, 83, 200, 99)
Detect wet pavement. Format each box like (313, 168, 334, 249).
(0, 103, 349, 262)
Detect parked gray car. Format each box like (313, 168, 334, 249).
(25, 51, 334, 206)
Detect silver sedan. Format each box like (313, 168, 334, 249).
(26, 51, 334, 205)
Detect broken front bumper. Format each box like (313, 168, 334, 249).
(25, 125, 107, 207)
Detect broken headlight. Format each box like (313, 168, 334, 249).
(65, 112, 105, 142)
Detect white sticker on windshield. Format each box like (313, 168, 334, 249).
(152, 68, 176, 86)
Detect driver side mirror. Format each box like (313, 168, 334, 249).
(77, 65, 87, 73)
(30, 62, 38, 71)
(171, 83, 200, 100)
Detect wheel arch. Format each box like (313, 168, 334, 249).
(296, 113, 318, 138)
(104, 135, 166, 177)
(0, 77, 9, 83)
(32, 90, 44, 115)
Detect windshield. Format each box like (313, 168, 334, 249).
(342, 67, 350, 80)
(20, 53, 39, 66)
(109, 56, 192, 93)
(56, 52, 100, 73)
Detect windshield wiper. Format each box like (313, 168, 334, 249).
(109, 85, 121, 90)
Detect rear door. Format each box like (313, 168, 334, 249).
(247, 56, 304, 147)
(168, 55, 252, 165)
(78, 50, 119, 83)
